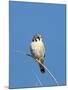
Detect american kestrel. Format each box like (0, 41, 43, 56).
(30, 33, 45, 73)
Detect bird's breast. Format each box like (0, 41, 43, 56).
(31, 41, 45, 58)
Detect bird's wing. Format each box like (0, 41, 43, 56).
(30, 43, 35, 58)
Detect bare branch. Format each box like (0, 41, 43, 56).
(26, 54, 59, 86)
(35, 73, 43, 86)
(16, 51, 59, 86)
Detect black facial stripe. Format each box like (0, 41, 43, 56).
(35, 38, 37, 42)
(32, 36, 35, 41)
(32, 35, 40, 42)
(32, 38, 34, 42)
(37, 36, 40, 40)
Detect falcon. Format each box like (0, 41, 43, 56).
(30, 33, 45, 73)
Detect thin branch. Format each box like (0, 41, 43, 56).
(16, 50, 24, 54)
(35, 73, 43, 86)
(26, 54, 59, 86)
(15, 50, 43, 86)
(37, 60, 59, 86)
(15, 51, 59, 86)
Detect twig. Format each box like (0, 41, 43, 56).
(16, 50, 24, 54)
(26, 54, 59, 86)
(16, 51, 43, 86)
(35, 73, 43, 86)
(15, 51, 59, 86)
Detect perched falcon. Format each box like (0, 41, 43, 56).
(30, 33, 45, 73)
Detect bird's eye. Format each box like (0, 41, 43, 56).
(37, 36, 40, 40)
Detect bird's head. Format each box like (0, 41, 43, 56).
(32, 33, 42, 42)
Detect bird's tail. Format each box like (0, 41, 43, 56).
(39, 60, 45, 73)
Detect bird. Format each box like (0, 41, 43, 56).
(30, 33, 45, 73)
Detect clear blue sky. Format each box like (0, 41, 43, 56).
(9, 1, 66, 89)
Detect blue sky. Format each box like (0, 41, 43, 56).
(9, 1, 66, 89)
